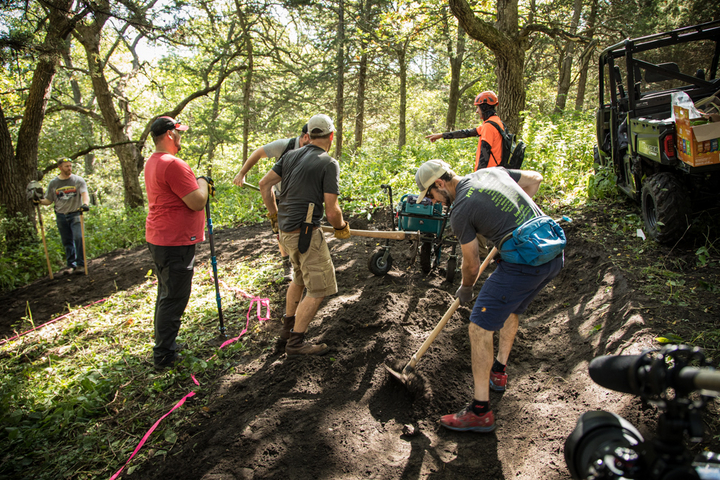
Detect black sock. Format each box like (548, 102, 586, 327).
(491, 360, 506, 373)
(471, 400, 490, 415)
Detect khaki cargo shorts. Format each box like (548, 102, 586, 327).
(279, 229, 338, 298)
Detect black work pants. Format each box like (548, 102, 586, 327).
(147, 243, 196, 366)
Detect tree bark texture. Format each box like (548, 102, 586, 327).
(0, 0, 77, 247)
(575, 0, 599, 111)
(449, 0, 527, 134)
(554, 0, 583, 112)
(334, 0, 345, 160)
(398, 46, 407, 148)
(354, 52, 367, 151)
(63, 51, 96, 174)
(76, 7, 144, 209)
(446, 24, 467, 131)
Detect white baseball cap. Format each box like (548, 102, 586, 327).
(307, 114, 336, 136)
(416, 159, 452, 200)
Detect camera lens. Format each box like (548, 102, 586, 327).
(564, 411, 644, 479)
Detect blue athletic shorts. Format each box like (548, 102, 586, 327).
(469, 254, 563, 331)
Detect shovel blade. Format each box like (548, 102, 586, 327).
(384, 361, 414, 384)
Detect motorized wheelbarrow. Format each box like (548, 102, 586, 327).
(367, 184, 458, 282)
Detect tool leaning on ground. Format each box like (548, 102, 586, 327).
(385, 247, 499, 389)
(200, 176, 226, 337)
(77, 204, 90, 275)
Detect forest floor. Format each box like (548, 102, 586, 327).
(1, 199, 719, 479)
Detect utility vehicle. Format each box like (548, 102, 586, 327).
(595, 20, 720, 244)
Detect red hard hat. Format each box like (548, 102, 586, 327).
(474, 91, 498, 106)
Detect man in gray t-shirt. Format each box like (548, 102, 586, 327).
(259, 114, 349, 357)
(38, 158, 91, 274)
(232, 125, 310, 277)
(414, 159, 563, 434)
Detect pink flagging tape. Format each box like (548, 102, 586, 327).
(109, 279, 271, 479)
(109, 389, 197, 480)
(0, 298, 107, 347)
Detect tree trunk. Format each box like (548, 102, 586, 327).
(446, 23, 467, 131)
(0, 0, 78, 248)
(449, 0, 527, 134)
(354, 52, 367, 151)
(575, 0, 599, 112)
(334, 0, 345, 160)
(398, 46, 407, 148)
(63, 50, 95, 174)
(76, 11, 144, 209)
(554, 0, 583, 113)
(243, 32, 253, 164)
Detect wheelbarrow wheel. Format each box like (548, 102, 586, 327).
(368, 250, 393, 276)
(445, 256, 457, 283)
(420, 241, 432, 274)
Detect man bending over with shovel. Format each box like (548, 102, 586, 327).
(259, 114, 350, 356)
(415, 159, 564, 432)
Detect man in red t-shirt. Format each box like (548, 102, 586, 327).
(426, 91, 505, 171)
(145, 116, 210, 370)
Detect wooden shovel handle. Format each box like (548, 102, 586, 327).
(404, 246, 498, 373)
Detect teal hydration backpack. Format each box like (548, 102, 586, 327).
(499, 216, 566, 266)
(486, 120, 526, 170)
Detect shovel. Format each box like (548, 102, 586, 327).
(298, 203, 314, 254)
(385, 247, 498, 386)
(320, 225, 420, 241)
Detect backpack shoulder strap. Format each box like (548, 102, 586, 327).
(485, 120, 507, 137)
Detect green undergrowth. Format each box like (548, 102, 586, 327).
(0, 251, 287, 479)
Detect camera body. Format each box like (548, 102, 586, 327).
(564, 345, 720, 479)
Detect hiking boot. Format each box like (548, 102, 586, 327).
(154, 353, 182, 371)
(490, 371, 507, 392)
(282, 256, 293, 282)
(279, 315, 295, 344)
(285, 331, 328, 357)
(440, 404, 495, 433)
(73, 267, 85, 275)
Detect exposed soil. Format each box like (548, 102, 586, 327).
(1, 200, 719, 479)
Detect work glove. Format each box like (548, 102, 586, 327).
(32, 198, 40, 205)
(455, 285, 474, 305)
(26, 181, 44, 201)
(197, 176, 215, 197)
(80, 204, 90, 212)
(267, 212, 279, 234)
(334, 222, 351, 240)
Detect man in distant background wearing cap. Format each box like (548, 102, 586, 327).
(259, 114, 350, 356)
(233, 125, 310, 280)
(37, 158, 91, 275)
(415, 159, 563, 433)
(145, 116, 211, 370)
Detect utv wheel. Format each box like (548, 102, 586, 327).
(368, 250, 393, 276)
(419, 241, 432, 274)
(641, 173, 691, 244)
(445, 256, 457, 283)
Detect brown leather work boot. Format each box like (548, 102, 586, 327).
(285, 331, 329, 357)
(280, 315, 295, 343)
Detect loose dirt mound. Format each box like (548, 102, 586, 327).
(1, 202, 718, 479)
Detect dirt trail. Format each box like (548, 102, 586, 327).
(1, 203, 718, 479)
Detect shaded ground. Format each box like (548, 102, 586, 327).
(1, 200, 719, 479)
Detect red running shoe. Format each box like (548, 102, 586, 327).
(440, 405, 495, 432)
(490, 371, 507, 391)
